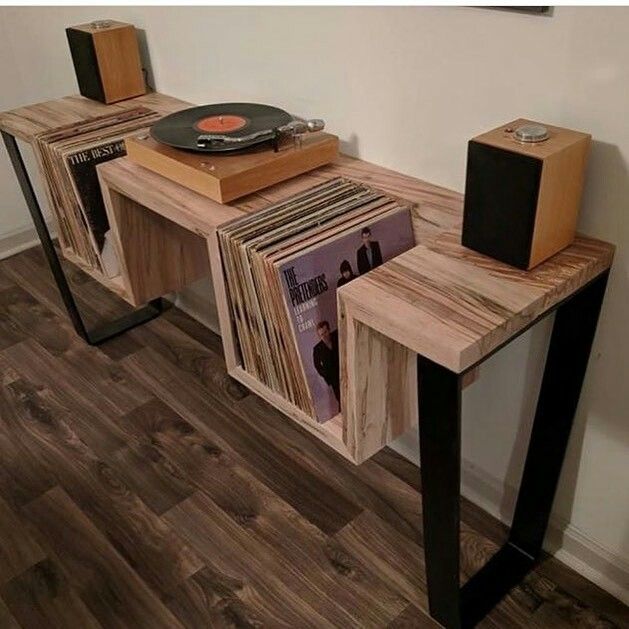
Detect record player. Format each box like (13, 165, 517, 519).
(125, 102, 339, 203)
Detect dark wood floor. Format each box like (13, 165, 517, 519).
(0, 245, 627, 628)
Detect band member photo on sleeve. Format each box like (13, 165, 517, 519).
(312, 320, 340, 406)
(336, 259, 357, 287)
(356, 226, 383, 274)
(280, 207, 414, 423)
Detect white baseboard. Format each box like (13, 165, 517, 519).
(0, 220, 55, 261)
(460, 458, 629, 605)
(0, 224, 39, 260)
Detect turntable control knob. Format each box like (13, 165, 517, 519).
(514, 124, 549, 143)
(90, 20, 113, 29)
(307, 119, 325, 132)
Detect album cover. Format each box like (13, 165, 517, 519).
(219, 177, 416, 424)
(65, 138, 127, 252)
(277, 207, 414, 422)
(33, 107, 160, 273)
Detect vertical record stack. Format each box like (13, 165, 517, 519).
(219, 177, 416, 423)
(33, 106, 161, 278)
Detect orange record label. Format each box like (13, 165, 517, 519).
(195, 115, 248, 133)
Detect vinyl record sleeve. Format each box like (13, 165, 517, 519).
(276, 207, 414, 422)
(218, 178, 416, 423)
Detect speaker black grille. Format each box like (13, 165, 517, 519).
(66, 28, 105, 103)
(462, 141, 542, 269)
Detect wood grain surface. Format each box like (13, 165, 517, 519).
(340, 232, 613, 373)
(339, 302, 418, 463)
(96, 156, 467, 462)
(125, 132, 339, 202)
(97, 153, 612, 463)
(97, 152, 463, 238)
(101, 188, 210, 306)
(98, 154, 612, 375)
(530, 131, 590, 267)
(90, 24, 145, 103)
(0, 244, 625, 628)
(0, 92, 189, 142)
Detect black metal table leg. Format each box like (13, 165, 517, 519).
(418, 358, 463, 628)
(418, 271, 609, 628)
(2, 130, 163, 345)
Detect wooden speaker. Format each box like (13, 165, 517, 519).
(462, 119, 590, 269)
(66, 20, 146, 104)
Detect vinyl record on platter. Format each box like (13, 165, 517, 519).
(151, 103, 293, 152)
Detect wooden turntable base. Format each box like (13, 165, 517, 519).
(125, 132, 339, 203)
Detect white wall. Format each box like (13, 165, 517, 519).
(0, 6, 627, 602)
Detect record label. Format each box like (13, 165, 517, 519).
(195, 115, 248, 133)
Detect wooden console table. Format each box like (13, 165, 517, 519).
(1, 93, 614, 628)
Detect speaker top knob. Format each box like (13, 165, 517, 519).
(89, 20, 114, 29)
(514, 124, 549, 143)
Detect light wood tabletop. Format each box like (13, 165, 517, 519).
(339, 223, 614, 374)
(99, 151, 615, 377)
(0, 92, 189, 143)
(97, 153, 463, 236)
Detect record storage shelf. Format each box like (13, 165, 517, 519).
(0, 91, 468, 463)
(96, 150, 616, 465)
(2, 92, 614, 465)
(96, 151, 465, 464)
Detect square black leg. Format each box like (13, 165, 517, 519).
(418, 358, 463, 628)
(418, 271, 609, 628)
(2, 130, 163, 345)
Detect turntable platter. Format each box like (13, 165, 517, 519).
(151, 103, 293, 152)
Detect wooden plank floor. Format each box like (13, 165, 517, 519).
(0, 245, 627, 628)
